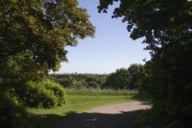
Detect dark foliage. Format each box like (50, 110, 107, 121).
(102, 68, 129, 89)
(98, 0, 192, 127)
(50, 73, 107, 89)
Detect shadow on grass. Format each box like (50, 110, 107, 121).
(52, 109, 147, 128)
(27, 93, 151, 128)
(28, 111, 77, 128)
(130, 93, 152, 106)
(131, 92, 150, 100)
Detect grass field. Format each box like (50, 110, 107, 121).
(28, 89, 141, 128)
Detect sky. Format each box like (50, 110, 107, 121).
(53, 0, 151, 74)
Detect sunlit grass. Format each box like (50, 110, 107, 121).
(66, 88, 138, 95)
(28, 89, 140, 128)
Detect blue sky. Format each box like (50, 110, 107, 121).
(54, 0, 150, 74)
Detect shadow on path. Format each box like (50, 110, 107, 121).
(28, 111, 78, 128)
(53, 109, 146, 128)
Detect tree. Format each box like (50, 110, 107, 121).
(103, 68, 129, 89)
(87, 81, 100, 89)
(103, 65, 145, 90)
(0, 0, 95, 106)
(0, 1, 95, 126)
(98, 0, 192, 127)
(127, 64, 146, 90)
(98, 0, 191, 54)
(0, 0, 95, 73)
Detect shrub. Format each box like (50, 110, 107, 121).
(0, 92, 32, 128)
(87, 81, 100, 89)
(19, 79, 67, 108)
(56, 76, 74, 88)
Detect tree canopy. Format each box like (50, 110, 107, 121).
(0, 0, 95, 74)
(98, 0, 192, 127)
(103, 68, 129, 89)
(127, 64, 146, 90)
(103, 64, 145, 90)
(0, 1, 95, 127)
(98, 0, 192, 54)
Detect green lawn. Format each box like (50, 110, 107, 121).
(28, 89, 141, 128)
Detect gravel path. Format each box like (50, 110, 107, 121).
(53, 101, 152, 128)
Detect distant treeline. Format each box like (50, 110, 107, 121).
(50, 63, 145, 90)
(50, 73, 107, 89)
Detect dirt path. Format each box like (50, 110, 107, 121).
(53, 101, 152, 128)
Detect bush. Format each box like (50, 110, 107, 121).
(0, 92, 32, 128)
(87, 81, 100, 89)
(56, 76, 74, 88)
(138, 57, 192, 128)
(19, 79, 67, 108)
(132, 110, 151, 128)
(51, 74, 106, 89)
(132, 108, 166, 128)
